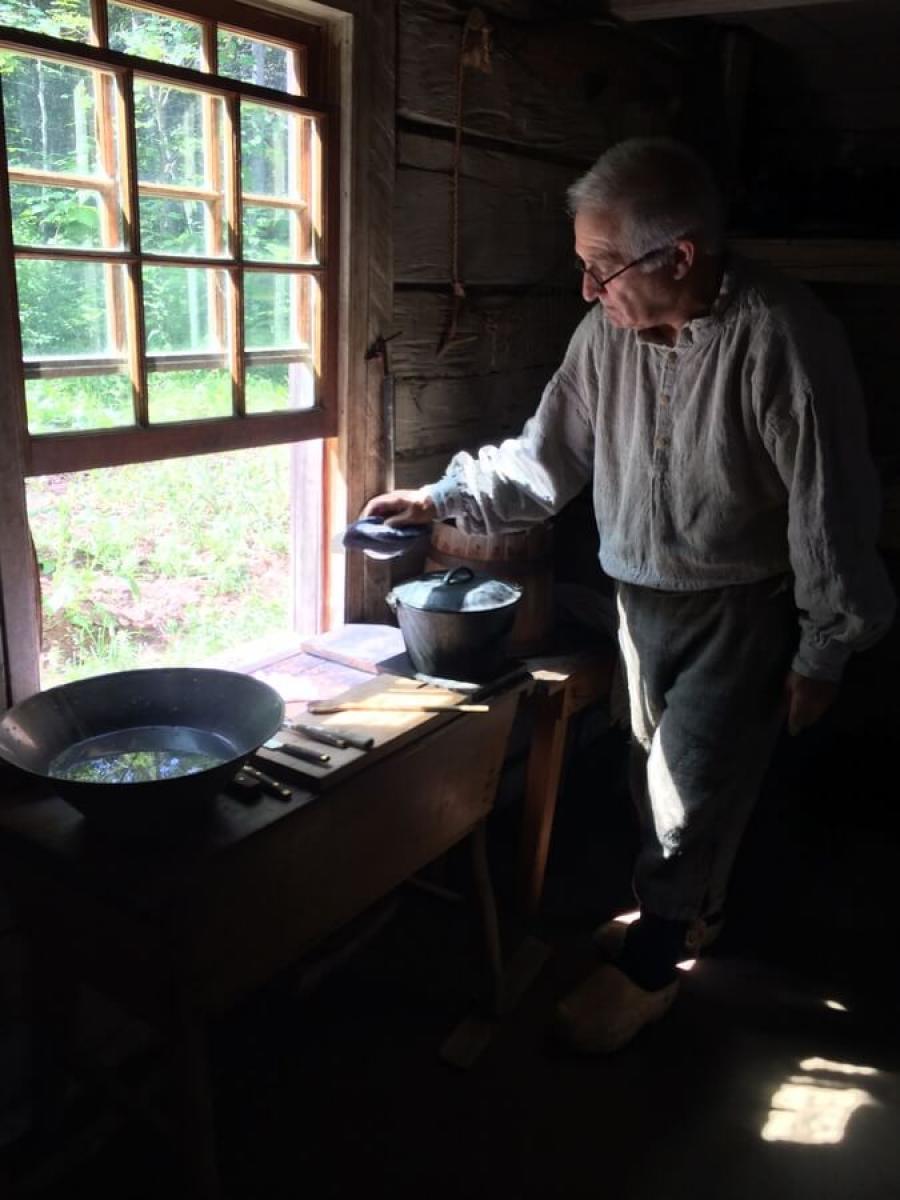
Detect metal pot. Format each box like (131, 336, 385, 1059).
(0, 668, 284, 840)
(386, 566, 523, 681)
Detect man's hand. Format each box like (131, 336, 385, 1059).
(783, 670, 839, 736)
(361, 487, 437, 527)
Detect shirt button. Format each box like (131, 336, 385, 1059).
(660, 393, 670, 406)
(655, 436, 669, 449)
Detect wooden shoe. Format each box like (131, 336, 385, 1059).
(593, 912, 723, 962)
(554, 963, 679, 1054)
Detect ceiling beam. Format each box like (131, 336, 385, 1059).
(607, 0, 862, 20)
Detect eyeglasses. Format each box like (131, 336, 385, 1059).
(575, 245, 671, 290)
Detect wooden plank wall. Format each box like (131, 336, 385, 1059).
(390, 0, 688, 490)
(724, 1, 900, 525)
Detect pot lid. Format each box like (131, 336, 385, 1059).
(389, 566, 522, 614)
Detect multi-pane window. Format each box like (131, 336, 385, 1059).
(0, 0, 334, 474)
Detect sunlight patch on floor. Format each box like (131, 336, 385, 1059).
(762, 1058, 881, 1144)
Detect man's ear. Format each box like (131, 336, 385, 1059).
(671, 239, 696, 280)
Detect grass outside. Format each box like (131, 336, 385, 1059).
(26, 373, 296, 688)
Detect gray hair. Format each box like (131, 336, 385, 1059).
(567, 137, 725, 264)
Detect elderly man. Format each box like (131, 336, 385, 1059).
(363, 137, 895, 1052)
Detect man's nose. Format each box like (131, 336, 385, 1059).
(582, 272, 602, 302)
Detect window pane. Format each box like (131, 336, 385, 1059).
(11, 182, 111, 249)
(16, 258, 125, 360)
(108, 3, 203, 69)
(27, 446, 294, 687)
(26, 374, 133, 435)
(241, 106, 320, 262)
(242, 203, 296, 262)
(0, 0, 91, 41)
(241, 102, 295, 198)
(140, 196, 220, 257)
(142, 266, 228, 354)
(246, 361, 314, 414)
(244, 272, 317, 351)
(2, 54, 104, 175)
(218, 31, 295, 92)
(135, 83, 225, 254)
(134, 80, 208, 189)
(148, 368, 231, 423)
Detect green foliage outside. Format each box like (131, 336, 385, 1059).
(28, 376, 294, 688)
(2, 6, 308, 686)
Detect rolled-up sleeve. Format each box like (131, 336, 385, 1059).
(427, 324, 597, 534)
(761, 313, 896, 681)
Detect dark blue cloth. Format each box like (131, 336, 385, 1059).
(341, 516, 431, 558)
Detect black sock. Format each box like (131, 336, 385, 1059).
(619, 914, 691, 990)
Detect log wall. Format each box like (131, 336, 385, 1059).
(721, 0, 900, 534)
(390, 0, 692, 490)
(386, 0, 900, 626)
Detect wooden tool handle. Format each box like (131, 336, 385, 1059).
(308, 702, 489, 714)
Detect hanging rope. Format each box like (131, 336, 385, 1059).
(438, 7, 492, 357)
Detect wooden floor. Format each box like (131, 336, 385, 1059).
(3, 715, 899, 1200)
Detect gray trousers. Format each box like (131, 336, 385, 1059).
(616, 576, 797, 923)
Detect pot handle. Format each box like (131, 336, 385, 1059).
(441, 566, 474, 586)
(385, 590, 398, 612)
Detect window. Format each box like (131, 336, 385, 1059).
(0, 0, 341, 695)
(0, 0, 335, 472)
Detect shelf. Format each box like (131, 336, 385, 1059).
(729, 238, 900, 285)
(608, 0, 854, 20)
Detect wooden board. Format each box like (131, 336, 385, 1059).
(394, 133, 576, 287)
(397, 1, 679, 161)
(389, 290, 585, 380)
(730, 239, 900, 286)
(251, 674, 473, 791)
(610, 0, 857, 17)
(301, 624, 406, 674)
(394, 366, 547, 462)
(395, 451, 456, 491)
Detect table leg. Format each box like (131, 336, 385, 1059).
(27, 936, 78, 1142)
(518, 686, 570, 915)
(172, 1007, 220, 1200)
(469, 821, 505, 1018)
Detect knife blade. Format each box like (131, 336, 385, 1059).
(286, 721, 375, 752)
(263, 738, 331, 767)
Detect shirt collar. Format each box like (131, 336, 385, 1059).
(636, 254, 739, 352)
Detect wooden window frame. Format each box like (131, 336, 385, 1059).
(0, 10, 339, 475)
(0, 0, 402, 706)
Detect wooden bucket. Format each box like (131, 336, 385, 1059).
(425, 520, 554, 654)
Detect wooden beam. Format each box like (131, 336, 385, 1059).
(0, 26, 333, 117)
(730, 238, 900, 285)
(607, 0, 863, 19)
(333, 0, 396, 628)
(26, 408, 335, 476)
(0, 100, 40, 704)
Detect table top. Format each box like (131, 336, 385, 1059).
(0, 672, 530, 917)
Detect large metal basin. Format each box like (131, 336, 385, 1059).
(0, 668, 284, 840)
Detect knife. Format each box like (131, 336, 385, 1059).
(262, 738, 331, 767)
(286, 721, 375, 752)
(241, 763, 293, 800)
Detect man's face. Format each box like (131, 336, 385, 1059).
(574, 209, 676, 330)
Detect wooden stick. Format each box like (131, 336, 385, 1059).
(308, 703, 489, 714)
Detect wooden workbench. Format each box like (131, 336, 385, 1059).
(292, 626, 617, 917)
(0, 679, 525, 1198)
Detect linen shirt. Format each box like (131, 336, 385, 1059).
(427, 254, 895, 681)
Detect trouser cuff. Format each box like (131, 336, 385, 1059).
(619, 914, 691, 991)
